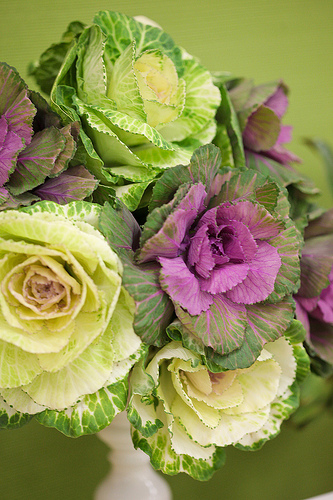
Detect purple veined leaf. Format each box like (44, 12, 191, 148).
(210, 167, 284, 215)
(0, 62, 35, 145)
(138, 183, 207, 263)
(139, 182, 191, 250)
(122, 260, 174, 346)
(246, 297, 295, 349)
(196, 212, 258, 262)
(0, 115, 25, 185)
(174, 294, 247, 355)
(0, 186, 8, 204)
(216, 200, 284, 240)
(159, 255, 213, 316)
(7, 126, 66, 195)
(187, 224, 216, 278)
(49, 122, 80, 176)
(199, 262, 250, 294)
(0, 189, 40, 210)
(33, 165, 97, 204)
(186, 144, 222, 187)
(225, 241, 281, 304)
(297, 251, 333, 298)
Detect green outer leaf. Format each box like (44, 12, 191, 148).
(93, 11, 183, 74)
(267, 222, 302, 302)
(204, 327, 264, 372)
(131, 426, 226, 480)
(214, 82, 245, 168)
(127, 356, 164, 438)
(36, 378, 128, 437)
(122, 260, 174, 346)
(305, 138, 333, 196)
(212, 124, 235, 168)
(245, 151, 319, 195)
(99, 201, 173, 346)
(174, 296, 247, 356)
(28, 21, 86, 95)
(75, 25, 107, 103)
(0, 394, 32, 430)
(149, 143, 222, 212)
(20, 197, 102, 227)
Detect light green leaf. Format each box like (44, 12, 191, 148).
(36, 378, 128, 437)
(0, 394, 32, 430)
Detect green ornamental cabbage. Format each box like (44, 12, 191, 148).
(0, 201, 143, 436)
(32, 11, 221, 210)
(127, 322, 309, 479)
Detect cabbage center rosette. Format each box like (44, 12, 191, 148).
(0, 201, 143, 436)
(127, 330, 309, 479)
(33, 11, 221, 210)
(136, 145, 301, 370)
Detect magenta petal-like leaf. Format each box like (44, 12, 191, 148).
(0, 115, 25, 185)
(33, 165, 97, 203)
(225, 241, 281, 304)
(0, 63, 35, 145)
(216, 201, 284, 240)
(7, 126, 65, 195)
(264, 86, 288, 119)
(200, 262, 249, 294)
(187, 224, 215, 278)
(174, 294, 247, 355)
(159, 256, 213, 315)
(139, 183, 207, 263)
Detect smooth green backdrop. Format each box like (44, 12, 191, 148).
(1, 1, 333, 499)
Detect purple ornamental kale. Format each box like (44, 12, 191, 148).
(229, 80, 300, 164)
(0, 62, 97, 209)
(294, 209, 333, 373)
(123, 145, 302, 369)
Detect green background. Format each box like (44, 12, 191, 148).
(1, 1, 333, 499)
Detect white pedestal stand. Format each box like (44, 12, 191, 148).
(95, 412, 172, 500)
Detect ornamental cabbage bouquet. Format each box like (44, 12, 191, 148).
(30, 11, 221, 210)
(0, 201, 143, 436)
(2, 6, 333, 486)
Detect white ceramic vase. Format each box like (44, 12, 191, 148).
(95, 412, 172, 500)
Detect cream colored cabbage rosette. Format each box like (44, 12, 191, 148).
(127, 322, 309, 480)
(0, 201, 143, 436)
